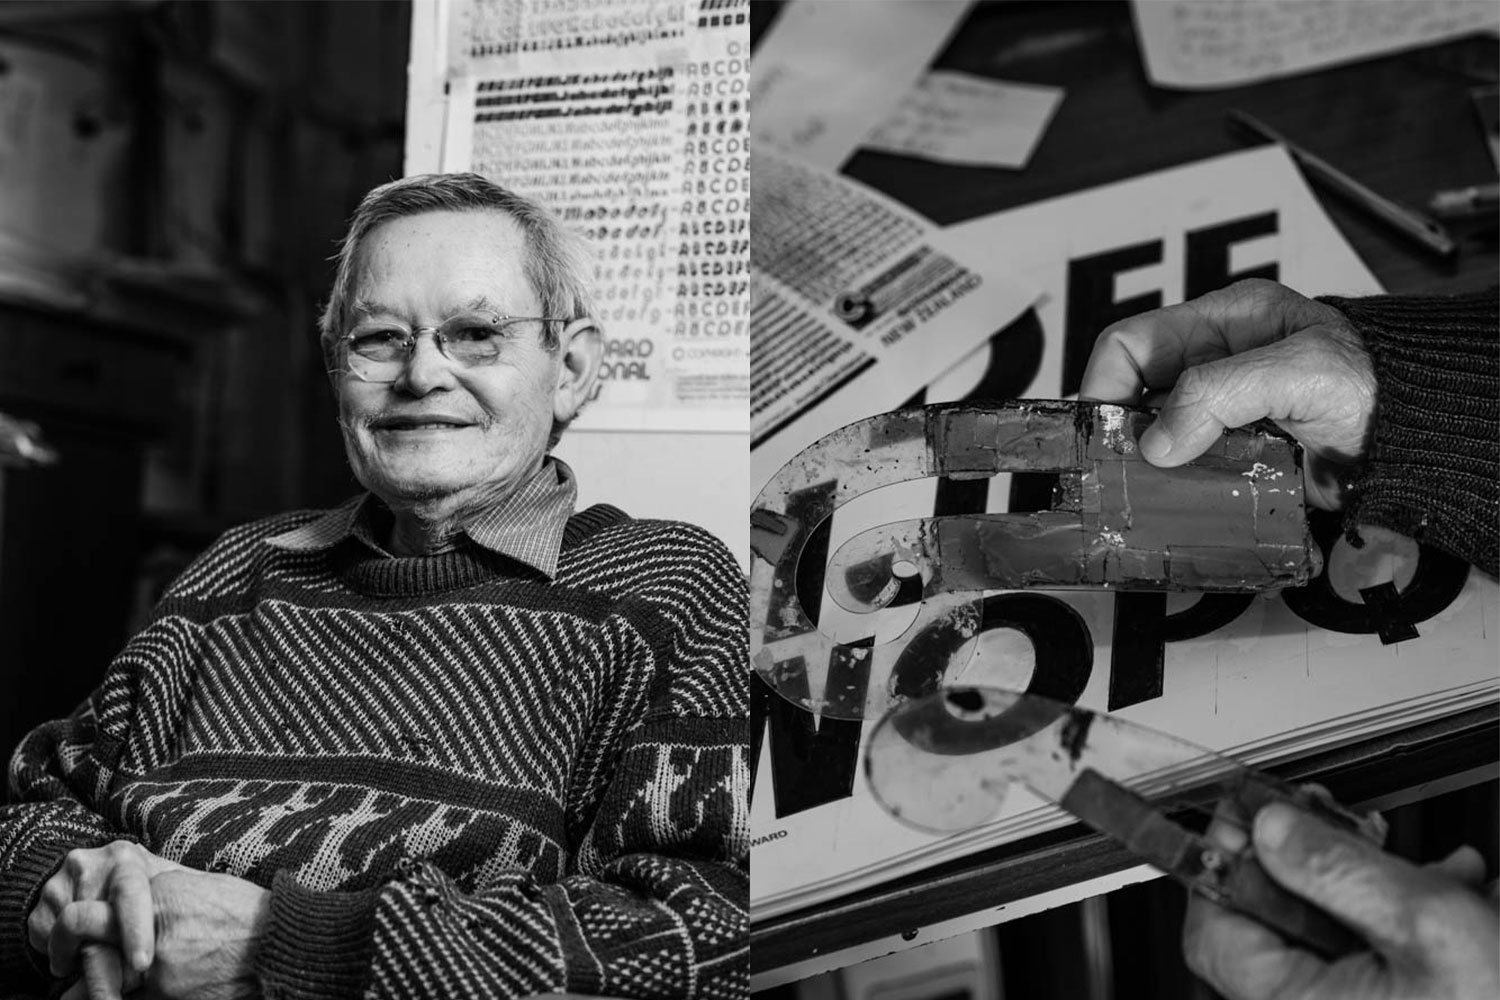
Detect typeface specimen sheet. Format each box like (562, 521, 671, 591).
(440, 0, 750, 432)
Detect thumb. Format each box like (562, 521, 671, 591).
(80, 944, 126, 1000)
(1139, 343, 1294, 467)
(1426, 845, 1489, 889)
(1251, 802, 1426, 954)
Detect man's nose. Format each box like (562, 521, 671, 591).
(396, 332, 458, 395)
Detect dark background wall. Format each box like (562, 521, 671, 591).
(0, 0, 411, 763)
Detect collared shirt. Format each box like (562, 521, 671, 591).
(266, 457, 579, 579)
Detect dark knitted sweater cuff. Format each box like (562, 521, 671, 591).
(1318, 289, 1499, 577)
(0, 826, 122, 978)
(257, 871, 381, 1000)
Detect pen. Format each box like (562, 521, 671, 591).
(1227, 110, 1457, 258)
(1428, 182, 1500, 218)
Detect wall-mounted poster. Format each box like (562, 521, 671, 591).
(408, 0, 748, 433)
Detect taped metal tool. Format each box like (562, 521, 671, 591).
(865, 686, 1385, 959)
(749, 401, 1319, 720)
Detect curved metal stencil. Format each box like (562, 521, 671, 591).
(749, 401, 1318, 720)
(864, 686, 1239, 834)
(863, 686, 1384, 959)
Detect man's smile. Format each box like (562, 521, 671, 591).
(371, 414, 477, 432)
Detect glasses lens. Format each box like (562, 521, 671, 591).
(348, 328, 407, 362)
(343, 328, 406, 381)
(439, 315, 510, 363)
(340, 316, 528, 379)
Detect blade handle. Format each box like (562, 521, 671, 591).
(1060, 768, 1366, 958)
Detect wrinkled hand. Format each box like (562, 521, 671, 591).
(1080, 278, 1376, 509)
(29, 845, 269, 1000)
(1183, 802, 1500, 1000)
(28, 840, 183, 983)
(139, 869, 269, 1000)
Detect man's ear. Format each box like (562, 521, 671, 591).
(553, 318, 604, 424)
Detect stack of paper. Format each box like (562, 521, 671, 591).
(754, 576, 1497, 918)
(750, 146, 1038, 486)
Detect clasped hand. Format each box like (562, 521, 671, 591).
(26, 841, 270, 1000)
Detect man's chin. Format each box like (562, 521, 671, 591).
(373, 478, 464, 505)
(355, 466, 469, 506)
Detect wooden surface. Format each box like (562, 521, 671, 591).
(750, 0, 1498, 977)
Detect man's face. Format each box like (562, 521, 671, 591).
(333, 210, 568, 513)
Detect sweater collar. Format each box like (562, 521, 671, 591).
(265, 458, 578, 580)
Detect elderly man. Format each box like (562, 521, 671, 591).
(0, 173, 748, 999)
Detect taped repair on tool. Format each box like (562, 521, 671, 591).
(749, 400, 1320, 720)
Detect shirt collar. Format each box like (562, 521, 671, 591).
(265, 457, 579, 579)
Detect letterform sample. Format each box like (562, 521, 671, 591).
(750, 400, 1318, 719)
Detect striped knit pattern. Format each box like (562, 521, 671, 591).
(0, 505, 749, 999)
(1320, 287, 1499, 577)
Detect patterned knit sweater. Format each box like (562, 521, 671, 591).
(1320, 287, 1499, 577)
(0, 504, 749, 999)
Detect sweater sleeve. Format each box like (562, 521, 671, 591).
(1318, 287, 1499, 578)
(0, 700, 135, 985)
(0, 513, 286, 989)
(254, 526, 749, 1000)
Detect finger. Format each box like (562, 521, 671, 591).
(28, 902, 57, 955)
(1252, 802, 1437, 953)
(42, 868, 77, 911)
(1424, 845, 1488, 887)
(1205, 797, 1251, 854)
(108, 861, 156, 973)
(1183, 893, 1328, 1000)
(1137, 347, 1278, 465)
(1079, 300, 1211, 404)
(79, 943, 125, 1000)
(31, 868, 78, 949)
(1079, 279, 1324, 404)
(49, 901, 117, 977)
(65, 848, 110, 903)
(1128, 325, 1356, 470)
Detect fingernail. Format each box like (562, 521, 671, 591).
(1140, 424, 1173, 461)
(1253, 802, 1300, 856)
(133, 950, 151, 972)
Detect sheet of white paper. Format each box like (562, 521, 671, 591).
(752, 0, 973, 170)
(931, 144, 1383, 405)
(438, 0, 748, 433)
(403, 0, 448, 174)
(863, 71, 1065, 169)
(1132, 0, 1500, 90)
(749, 146, 1040, 492)
(750, 147, 1497, 921)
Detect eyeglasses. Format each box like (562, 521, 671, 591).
(334, 313, 565, 383)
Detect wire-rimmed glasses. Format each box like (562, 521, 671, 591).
(333, 313, 566, 383)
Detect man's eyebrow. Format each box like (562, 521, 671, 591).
(350, 295, 505, 320)
(463, 295, 500, 314)
(350, 298, 395, 320)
